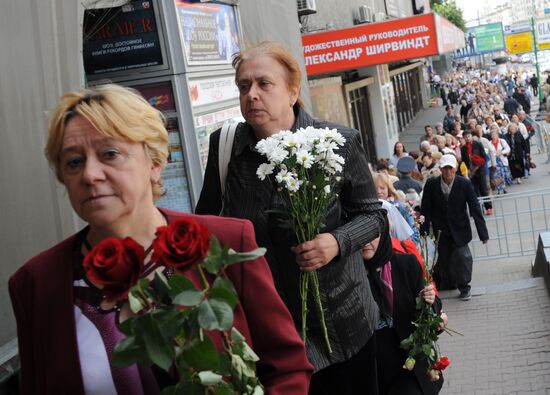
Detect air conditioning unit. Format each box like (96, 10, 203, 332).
(357, 5, 373, 23)
(297, 0, 317, 16)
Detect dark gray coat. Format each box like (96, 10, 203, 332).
(196, 106, 389, 371)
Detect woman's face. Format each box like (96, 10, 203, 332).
(236, 54, 299, 136)
(395, 143, 403, 155)
(60, 115, 161, 229)
(375, 181, 389, 200)
(423, 156, 433, 167)
(362, 236, 381, 261)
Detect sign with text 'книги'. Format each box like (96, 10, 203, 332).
(302, 13, 438, 76)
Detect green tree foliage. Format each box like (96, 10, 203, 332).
(432, 1, 466, 32)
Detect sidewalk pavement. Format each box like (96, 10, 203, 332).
(399, 102, 550, 394)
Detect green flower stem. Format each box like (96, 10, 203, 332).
(443, 327, 464, 336)
(196, 264, 210, 291)
(138, 289, 153, 310)
(300, 272, 310, 343)
(311, 271, 332, 353)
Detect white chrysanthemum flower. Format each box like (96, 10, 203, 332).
(282, 133, 304, 149)
(275, 167, 290, 184)
(331, 131, 346, 146)
(267, 147, 289, 164)
(256, 162, 275, 180)
(255, 137, 281, 156)
(272, 130, 293, 141)
(323, 185, 331, 194)
(315, 140, 338, 153)
(285, 177, 303, 192)
(295, 149, 314, 168)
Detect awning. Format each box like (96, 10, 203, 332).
(302, 13, 465, 76)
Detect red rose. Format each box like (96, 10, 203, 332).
(152, 218, 210, 270)
(83, 237, 145, 302)
(433, 356, 450, 371)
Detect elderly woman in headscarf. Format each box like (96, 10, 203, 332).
(363, 230, 447, 395)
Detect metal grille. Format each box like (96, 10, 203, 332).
(470, 188, 550, 260)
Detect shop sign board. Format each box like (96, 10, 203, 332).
(536, 17, 550, 50)
(302, 13, 439, 75)
(176, 1, 240, 65)
(505, 32, 534, 54)
(188, 76, 239, 107)
(455, 22, 505, 58)
(83, 0, 165, 76)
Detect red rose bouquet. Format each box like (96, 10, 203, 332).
(400, 234, 461, 381)
(83, 218, 266, 394)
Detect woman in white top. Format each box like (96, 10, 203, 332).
(490, 126, 513, 193)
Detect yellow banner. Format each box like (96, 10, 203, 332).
(505, 32, 533, 54)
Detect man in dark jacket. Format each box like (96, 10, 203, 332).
(513, 88, 530, 114)
(394, 156, 423, 194)
(421, 154, 489, 301)
(503, 94, 521, 116)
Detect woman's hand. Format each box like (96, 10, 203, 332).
(420, 284, 436, 305)
(291, 233, 340, 272)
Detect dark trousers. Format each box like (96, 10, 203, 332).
(433, 232, 473, 293)
(309, 335, 378, 395)
(471, 171, 492, 210)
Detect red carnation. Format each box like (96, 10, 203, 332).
(152, 218, 210, 270)
(83, 237, 145, 302)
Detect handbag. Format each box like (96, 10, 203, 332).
(490, 176, 503, 189)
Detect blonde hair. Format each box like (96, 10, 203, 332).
(372, 172, 403, 201)
(232, 41, 303, 107)
(45, 84, 168, 199)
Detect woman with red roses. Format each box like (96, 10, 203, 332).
(8, 84, 312, 394)
(362, 233, 447, 395)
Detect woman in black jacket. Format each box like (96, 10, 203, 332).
(363, 231, 447, 395)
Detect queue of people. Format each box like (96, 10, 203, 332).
(9, 41, 449, 395)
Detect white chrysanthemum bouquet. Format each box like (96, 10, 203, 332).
(255, 126, 346, 352)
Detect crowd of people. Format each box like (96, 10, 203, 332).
(372, 65, 550, 302)
(10, 41, 450, 395)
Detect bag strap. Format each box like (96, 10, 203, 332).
(218, 122, 238, 205)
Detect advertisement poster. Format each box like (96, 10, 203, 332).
(194, 107, 243, 170)
(189, 76, 239, 107)
(176, 1, 240, 65)
(133, 82, 192, 213)
(536, 17, 550, 50)
(454, 22, 504, 57)
(83, 0, 164, 76)
(302, 13, 444, 75)
(505, 32, 534, 54)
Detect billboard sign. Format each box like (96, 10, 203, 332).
(536, 17, 550, 50)
(83, 0, 166, 76)
(505, 32, 534, 54)
(176, 1, 240, 65)
(302, 13, 439, 76)
(454, 22, 505, 57)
